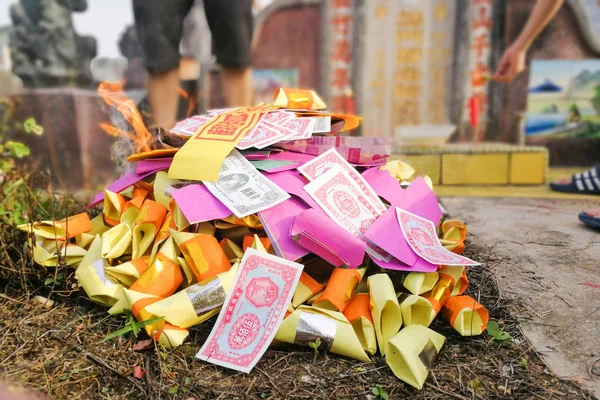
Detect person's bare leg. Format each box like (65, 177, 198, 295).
(222, 67, 253, 107)
(179, 56, 200, 80)
(148, 68, 180, 130)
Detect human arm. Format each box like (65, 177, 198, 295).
(493, 0, 564, 82)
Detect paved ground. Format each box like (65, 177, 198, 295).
(444, 196, 600, 397)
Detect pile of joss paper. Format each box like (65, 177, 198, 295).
(21, 88, 489, 390)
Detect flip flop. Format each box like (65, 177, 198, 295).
(549, 166, 600, 194)
(579, 211, 600, 229)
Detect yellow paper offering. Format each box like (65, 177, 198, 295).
(32, 239, 87, 267)
(442, 295, 489, 336)
(171, 231, 231, 282)
(101, 223, 132, 260)
(104, 257, 150, 287)
(75, 235, 123, 306)
(367, 274, 402, 356)
(18, 212, 92, 240)
(144, 262, 239, 328)
(273, 88, 327, 110)
(103, 190, 126, 227)
(344, 293, 377, 355)
(381, 160, 416, 182)
(403, 272, 439, 295)
(131, 200, 168, 259)
(438, 266, 469, 296)
(276, 305, 370, 362)
(385, 325, 446, 390)
(168, 104, 278, 182)
(313, 267, 366, 312)
(397, 293, 436, 327)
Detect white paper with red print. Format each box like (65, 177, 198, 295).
(195, 248, 303, 373)
(298, 148, 386, 213)
(396, 208, 479, 266)
(304, 166, 391, 261)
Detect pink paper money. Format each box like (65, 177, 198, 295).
(196, 248, 303, 373)
(397, 209, 479, 266)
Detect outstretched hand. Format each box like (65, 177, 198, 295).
(493, 45, 527, 83)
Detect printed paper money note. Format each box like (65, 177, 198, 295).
(273, 136, 392, 165)
(170, 115, 213, 136)
(396, 208, 479, 266)
(281, 117, 315, 140)
(262, 111, 295, 126)
(236, 122, 287, 150)
(304, 166, 391, 261)
(196, 248, 303, 373)
(203, 149, 290, 218)
(298, 148, 386, 212)
(312, 116, 331, 133)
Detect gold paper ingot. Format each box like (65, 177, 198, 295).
(119, 289, 189, 349)
(344, 293, 377, 355)
(367, 274, 402, 356)
(273, 88, 326, 110)
(153, 171, 177, 208)
(313, 267, 366, 312)
(131, 199, 168, 259)
(148, 212, 175, 265)
(152, 324, 189, 349)
(172, 231, 231, 282)
(129, 237, 183, 298)
(442, 295, 489, 336)
(438, 266, 469, 296)
(292, 271, 328, 308)
(381, 160, 416, 182)
(177, 256, 197, 287)
(171, 201, 191, 231)
(18, 212, 92, 240)
(105, 257, 150, 287)
(220, 238, 244, 263)
(103, 190, 126, 227)
(422, 274, 454, 315)
(75, 235, 123, 306)
(88, 214, 110, 237)
(75, 233, 95, 249)
(120, 187, 149, 227)
(275, 305, 370, 362)
(385, 325, 446, 390)
(397, 293, 436, 327)
(218, 225, 251, 244)
(221, 214, 263, 229)
(403, 272, 439, 295)
(144, 262, 239, 328)
(101, 223, 132, 260)
(32, 239, 87, 266)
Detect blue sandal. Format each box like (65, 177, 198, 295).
(550, 166, 600, 194)
(579, 211, 600, 229)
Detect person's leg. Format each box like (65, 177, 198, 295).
(222, 67, 253, 107)
(133, 0, 193, 129)
(204, 0, 254, 107)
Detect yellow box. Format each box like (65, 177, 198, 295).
(390, 155, 441, 184)
(509, 152, 547, 185)
(442, 154, 509, 185)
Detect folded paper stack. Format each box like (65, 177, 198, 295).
(21, 87, 488, 389)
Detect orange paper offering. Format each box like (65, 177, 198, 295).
(313, 267, 365, 312)
(129, 238, 183, 298)
(442, 295, 489, 336)
(172, 231, 231, 281)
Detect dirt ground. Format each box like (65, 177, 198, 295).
(0, 221, 596, 400)
(444, 196, 600, 398)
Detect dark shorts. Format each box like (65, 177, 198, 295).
(133, 0, 253, 74)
